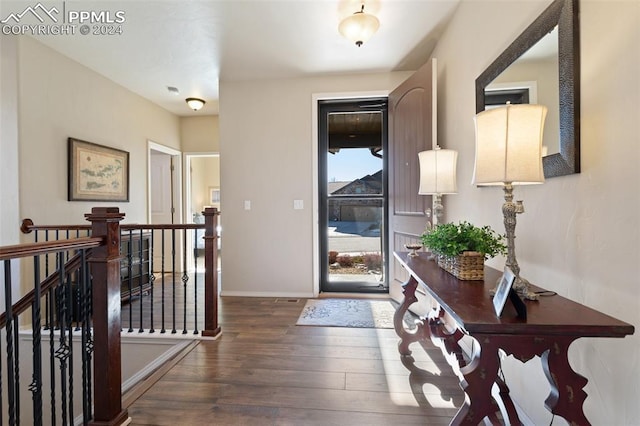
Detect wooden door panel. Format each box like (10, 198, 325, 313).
(388, 58, 436, 309)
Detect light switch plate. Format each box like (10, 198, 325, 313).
(244, 200, 251, 210)
(293, 200, 304, 210)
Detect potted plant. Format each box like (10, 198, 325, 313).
(420, 221, 506, 280)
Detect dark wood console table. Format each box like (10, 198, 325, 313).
(393, 251, 634, 425)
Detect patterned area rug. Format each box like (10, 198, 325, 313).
(296, 298, 411, 329)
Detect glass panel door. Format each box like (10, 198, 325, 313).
(319, 99, 388, 293)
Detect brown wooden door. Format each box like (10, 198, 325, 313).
(388, 58, 436, 310)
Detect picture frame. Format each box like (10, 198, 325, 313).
(493, 266, 516, 317)
(209, 187, 220, 204)
(68, 138, 129, 202)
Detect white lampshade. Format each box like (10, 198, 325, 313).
(338, 5, 380, 47)
(472, 104, 547, 186)
(418, 149, 458, 195)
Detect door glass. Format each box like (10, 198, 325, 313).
(324, 110, 386, 291)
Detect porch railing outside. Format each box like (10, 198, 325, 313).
(0, 206, 220, 425)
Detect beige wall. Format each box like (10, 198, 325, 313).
(219, 72, 411, 297)
(0, 36, 20, 247)
(433, 0, 639, 423)
(180, 115, 220, 153)
(17, 37, 180, 226)
(190, 156, 220, 215)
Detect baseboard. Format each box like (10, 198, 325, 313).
(318, 292, 392, 300)
(221, 290, 315, 298)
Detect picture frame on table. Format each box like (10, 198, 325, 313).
(493, 266, 516, 317)
(68, 138, 129, 202)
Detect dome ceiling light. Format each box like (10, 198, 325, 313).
(185, 97, 205, 111)
(338, 3, 380, 47)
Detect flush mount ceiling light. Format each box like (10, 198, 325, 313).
(338, 3, 380, 47)
(185, 97, 205, 111)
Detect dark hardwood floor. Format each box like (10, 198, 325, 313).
(124, 296, 464, 425)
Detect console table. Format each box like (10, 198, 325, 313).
(393, 251, 634, 425)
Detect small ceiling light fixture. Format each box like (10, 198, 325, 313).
(186, 97, 205, 111)
(338, 3, 380, 47)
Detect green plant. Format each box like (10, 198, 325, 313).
(420, 221, 506, 260)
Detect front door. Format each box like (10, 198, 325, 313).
(388, 58, 437, 310)
(318, 98, 389, 293)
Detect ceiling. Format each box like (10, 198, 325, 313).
(24, 0, 461, 116)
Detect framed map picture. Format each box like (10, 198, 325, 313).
(68, 138, 129, 201)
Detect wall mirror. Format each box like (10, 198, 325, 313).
(475, 0, 580, 178)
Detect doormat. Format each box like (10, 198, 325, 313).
(296, 298, 414, 329)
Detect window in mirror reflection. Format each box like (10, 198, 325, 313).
(483, 27, 559, 156)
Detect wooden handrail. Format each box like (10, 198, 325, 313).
(0, 250, 87, 328)
(21, 218, 205, 233)
(0, 236, 102, 261)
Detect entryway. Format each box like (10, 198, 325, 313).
(318, 98, 389, 293)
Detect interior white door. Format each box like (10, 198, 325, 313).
(150, 150, 175, 271)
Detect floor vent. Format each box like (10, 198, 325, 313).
(274, 298, 301, 303)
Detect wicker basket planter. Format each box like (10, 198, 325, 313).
(436, 251, 485, 280)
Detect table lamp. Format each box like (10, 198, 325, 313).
(472, 103, 547, 300)
(418, 146, 458, 228)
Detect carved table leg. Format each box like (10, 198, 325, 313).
(393, 276, 428, 356)
(542, 337, 590, 425)
(451, 338, 501, 426)
(429, 309, 467, 370)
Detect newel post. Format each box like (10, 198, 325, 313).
(202, 207, 221, 337)
(85, 207, 129, 426)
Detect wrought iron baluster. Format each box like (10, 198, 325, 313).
(138, 228, 145, 333)
(31, 255, 44, 425)
(13, 312, 21, 425)
(56, 252, 71, 426)
(182, 229, 188, 334)
(49, 275, 57, 426)
(66, 267, 75, 426)
(126, 229, 133, 333)
(171, 228, 177, 334)
(149, 231, 155, 334)
(40, 230, 51, 331)
(161, 230, 166, 333)
(80, 249, 93, 424)
(4, 259, 16, 425)
(193, 228, 199, 335)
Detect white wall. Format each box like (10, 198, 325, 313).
(17, 37, 181, 226)
(433, 0, 639, 424)
(219, 72, 411, 297)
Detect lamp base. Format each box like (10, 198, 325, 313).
(513, 275, 539, 301)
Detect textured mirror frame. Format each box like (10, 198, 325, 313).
(475, 0, 580, 178)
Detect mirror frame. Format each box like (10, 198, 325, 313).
(475, 0, 580, 178)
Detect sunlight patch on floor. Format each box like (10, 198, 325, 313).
(374, 327, 460, 410)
